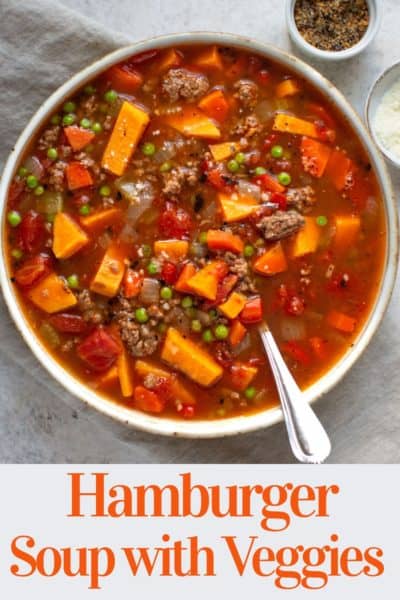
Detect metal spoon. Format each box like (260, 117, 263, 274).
(258, 321, 331, 464)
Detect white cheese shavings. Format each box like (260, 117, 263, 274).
(374, 78, 400, 160)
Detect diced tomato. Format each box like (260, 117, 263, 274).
(215, 274, 238, 304)
(49, 313, 88, 334)
(123, 269, 143, 298)
(161, 261, 178, 284)
(105, 64, 143, 94)
(315, 122, 336, 143)
(134, 386, 165, 413)
(8, 180, 25, 208)
(158, 204, 193, 239)
(14, 253, 52, 287)
(178, 404, 195, 419)
(240, 296, 263, 324)
(18, 210, 46, 254)
(271, 192, 287, 210)
(72, 192, 92, 208)
(230, 362, 256, 391)
(284, 294, 305, 317)
(77, 327, 120, 372)
(205, 166, 235, 192)
(253, 173, 285, 193)
(257, 69, 271, 85)
(283, 340, 311, 366)
(214, 342, 234, 368)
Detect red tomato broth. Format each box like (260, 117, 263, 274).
(5, 44, 386, 421)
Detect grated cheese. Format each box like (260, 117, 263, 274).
(374, 78, 400, 160)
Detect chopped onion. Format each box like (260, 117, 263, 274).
(166, 307, 190, 334)
(24, 155, 44, 179)
(232, 333, 251, 356)
(98, 232, 112, 249)
(119, 223, 138, 244)
(237, 179, 261, 200)
(139, 206, 160, 225)
(200, 199, 217, 221)
(254, 99, 275, 122)
(190, 242, 207, 258)
(280, 317, 306, 341)
(196, 310, 211, 327)
(35, 191, 63, 215)
(153, 141, 177, 164)
(139, 278, 160, 305)
(39, 322, 60, 348)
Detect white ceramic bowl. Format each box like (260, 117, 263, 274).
(366, 61, 400, 168)
(286, 0, 382, 61)
(0, 32, 398, 438)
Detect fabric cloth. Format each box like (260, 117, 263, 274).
(0, 0, 399, 463)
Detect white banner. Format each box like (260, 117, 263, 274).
(0, 465, 398, 597)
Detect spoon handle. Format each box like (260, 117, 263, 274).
(259, 323, 331, 464)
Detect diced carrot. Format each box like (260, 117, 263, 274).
(229, 320, 247, 347)
(207, 230, 244, 254)
(161, 327, 223, 387)
(253, 242, 288, 276)
(309, 336, 327, 359)
(198, 89, 230, 122)
(334, 215, 361, 251)
(175, 263, 197, 293)
(117, 346, 134, 397)
(326, 149, 353, 191)
(123, 269, 143, 298)
(186, 260, 225, 300)
(218, 192, 259, 222)
(101, 101, 150, 176)
(230, 362, 258, 391)
(52, 212, 89, 259)
(166, 107, 221, 140)
(326, 310, 356, 333)
(240, 296, 263, 324)
(90, 244, 126, 297)
(193, 45, 223, 70)
(292, 217, 320, 258)
(273, 113, 320, 139)
(99, 365, 119, 387)
(134, 360, 196, 406)
(134, 386, 165, 413)
(64, 126, 95, 151)
(105, 65, 143, 94)
(300, 137, 332, 178)
(253, 173, 285, 193)
(154, 239, 189, 261)
(209, 141, 239, 161)
(65, 162, 93, 191)
(27, 272, 77, 314)
(80, 208, 123, 232)
(157, 48, 182, 71)
(218, 291, 247, 319)
(276, 79, 301, 98)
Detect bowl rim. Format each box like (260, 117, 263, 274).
(0, 31, 398, 439)
(285, 0, 382, 61)
(365, 60, 400, 168)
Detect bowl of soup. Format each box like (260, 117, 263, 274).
(0, 33, 397, 438)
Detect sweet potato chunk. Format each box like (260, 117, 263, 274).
(52, 212, 89, 259)
(27, 273, 77, 314)
(90, 244, 126, 297)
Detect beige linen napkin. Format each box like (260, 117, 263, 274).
(0, 0, 399, 463)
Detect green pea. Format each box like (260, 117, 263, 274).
(18, 166, 28, 178)
(244, 244, 255, 258)
(135, 307, 149, 323)
(104, 89, 118, 103)
(62, 113, 76, 126)
(34, 185, 45, 196)
(63, 101, 76, 113)
(79, 204, 91, 216)
(181, 296, 193, 309)
(11, 248, 23, 260)
(141, 142, 156, 156)
(215, 324, 229, 340)
(227, 159, 240, 173)
(160, 161, 172, 172)
(80, 117, 91, 129)
(316, 215, 328, 227)
(147, 261, 159, 275)
(198, 231, 208, 244)
(278, 171, 292, 186)
(91, 122, 103, 134)
(50, 114, 61, 125)
(191, 319, 202, 332)
(160, 286, 173, 300)
(185, 306, 197, 319)
(67, 274, 79, 289)
(202, 329, 214, 343)
(244, 386, 256, 400)
(254, 166, 267, 175)
(235, 152, 246, 165)
(47, 147, 58, 160)
(7, 211, 21, 227)
(84, 85, 96, 95)
(99, 185, 111, 197)
(26, 175, 38, 189)
(271, 145, 283, 158)
(141, 244, 152, 258)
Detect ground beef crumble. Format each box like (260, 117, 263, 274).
(111, 297, 162, 357)
(47, 160, 67, 192)
(257, 210, 305, 241)
(77, 290, 107, 324)
(37, 126, 60, 151)
(234, 79, 259, 109)
(162, 68, 210, 102)
(231, 114, 263, 138)
(286, 186, 316, 214)
(162, 165, 199, 197)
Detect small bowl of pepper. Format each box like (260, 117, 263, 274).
(286, 0, 382, 61)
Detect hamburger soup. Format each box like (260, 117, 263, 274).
(4, 45, 386, 420)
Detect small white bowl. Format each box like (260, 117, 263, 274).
(366, 61, 400, 168)
(286, 0, 382, 61)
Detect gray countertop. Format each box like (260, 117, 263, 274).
(1, 0, 399, 463)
